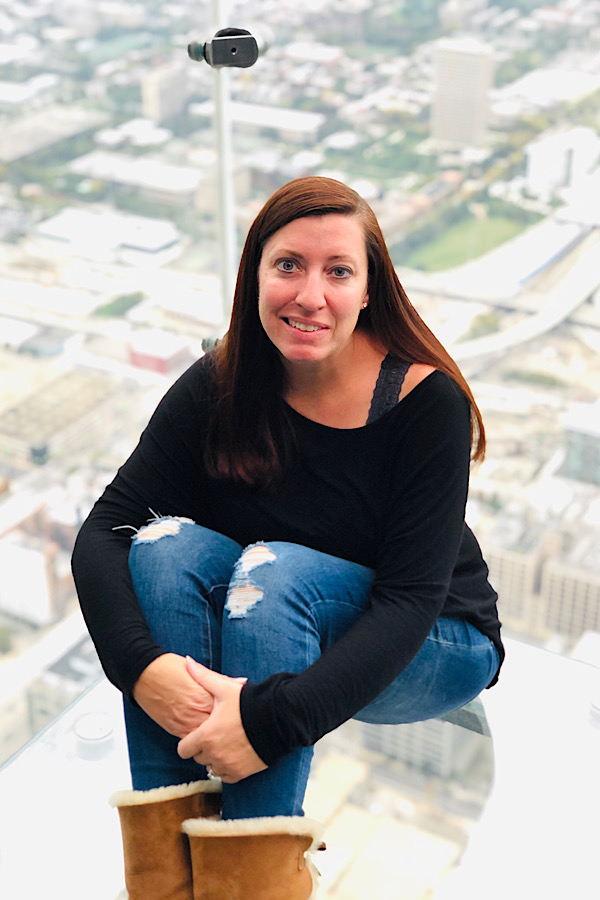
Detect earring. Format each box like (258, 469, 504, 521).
(361, 301, 368, 309)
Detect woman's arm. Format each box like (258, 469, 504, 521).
(238, 376, 474, 765)
(71, 359, 214, 703)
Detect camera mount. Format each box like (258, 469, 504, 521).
(188, 27, 259, 69)
(185, 22, 261, 320)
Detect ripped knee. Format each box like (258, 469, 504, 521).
(225, 543, 276, 618)
(132, 515, 195, 544)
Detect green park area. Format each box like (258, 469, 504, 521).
(398, 213, 528, 272)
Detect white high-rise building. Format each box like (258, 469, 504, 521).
(431, 36, 494, 149)
(540, 538, 600, 641)
(359, 716, 484, 780)
(141, 62, 188, 123)
(486, 544, 539, 634)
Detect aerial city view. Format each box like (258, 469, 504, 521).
(0, 0, 599, 897)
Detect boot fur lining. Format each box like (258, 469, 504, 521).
(181, 815, 323, 850)
(109, 779, 221, 808)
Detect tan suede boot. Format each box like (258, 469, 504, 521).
(109, 780, 221, 900)
(182, 815, 324, 900)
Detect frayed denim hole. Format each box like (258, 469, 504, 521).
(225, 544, 276, 618)
(130, 516, 195, 545)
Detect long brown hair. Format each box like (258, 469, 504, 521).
(206, 176, 485, 484)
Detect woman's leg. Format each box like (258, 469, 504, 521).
(219, 541, 375, 820)
(124, 530, 498, 814)
(353, 617, 500, 726)
(123, 518, 243, 790)
(219, 541, 499, 819)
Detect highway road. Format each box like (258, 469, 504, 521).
(451, 228, 600, 361)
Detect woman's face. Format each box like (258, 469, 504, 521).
(257, 214, 369, 369)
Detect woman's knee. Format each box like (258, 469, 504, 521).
(225, 542, 277, 619)
(129, 516, 198, 579)
(224, 541, 309, 619)
(129, 517, 241, 595)
(223, 540, 372, 622)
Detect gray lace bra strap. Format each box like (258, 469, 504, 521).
(367, 354, 411, 424)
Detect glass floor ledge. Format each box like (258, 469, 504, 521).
(0, 637, 599, 900)
(435, 637, 600, 900)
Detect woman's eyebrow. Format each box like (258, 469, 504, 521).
(269, 248, 359, 264)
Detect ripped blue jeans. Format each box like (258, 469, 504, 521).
(123, 519, 499, 820)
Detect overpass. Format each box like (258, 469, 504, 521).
(400, 228, 600, 362)
(452, 228, 600, 361)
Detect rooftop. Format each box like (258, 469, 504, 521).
(190, 101, 326, 136)
(0, 107, 109, 165)
(68, 151, 205, 194)
(37, 207, 181, 256)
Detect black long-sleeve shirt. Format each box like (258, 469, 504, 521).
(72, 354, 503, 766)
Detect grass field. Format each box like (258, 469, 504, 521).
(398, 215, 528, 272)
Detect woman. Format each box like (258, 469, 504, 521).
(72, 176, 502, 899)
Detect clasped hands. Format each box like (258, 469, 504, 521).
(132, 652, 267, 783)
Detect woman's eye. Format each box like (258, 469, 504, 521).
(277, 259, 297, 272)
(332, 266, 351, 278)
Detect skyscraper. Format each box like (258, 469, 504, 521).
(431, 36, 494, 149)
(141, 62, 188, 124)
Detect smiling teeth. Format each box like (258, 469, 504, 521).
(288, 319, 320, 332)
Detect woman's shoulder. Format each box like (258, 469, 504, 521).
(154, 352, 218, 424)
(397, 365, 467, 405)
(381, 365, 470, 441)
(374, 357, 466, 415)
(398, 363, 437, 402)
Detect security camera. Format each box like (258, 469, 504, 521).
(188, 27, 259, 69)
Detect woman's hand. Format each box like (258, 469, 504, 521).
(177, 657, 267, 783)
(132, 652, 216, 738)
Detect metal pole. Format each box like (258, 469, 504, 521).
(212, 0, 237, 328)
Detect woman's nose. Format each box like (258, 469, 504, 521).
(295, 273, 325, 310)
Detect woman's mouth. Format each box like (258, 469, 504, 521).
(284, 318, 324, 333)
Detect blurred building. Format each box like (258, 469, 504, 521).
(0, 74, 60, 112)
(431, 36, 494, 149)
(128, 329, 192, 374)
(283, 41, 344, 69)
(34, 206, 184, 267)
(0, 107, 109, 166)
(539, 534, 600, 641)
(141, 62, 188, 123)
(486, 543, 540, 636)
(27, 634, 102, 735)
(68, 150, 249, 213)
(0, 615, 101, 766)
(0, 535, 66, 627)
(563, 400, 600, 487)
(358, 716, 484, 780)
(126, 272, 225, 337)
(52, 0, 99, 36)
(0, 368, 119, 472)
(0, 489, 82, 626)
(97, 1, 146, 30)
(190, 100, 326, 146)
(525, 127, 600, 200)
(439, 0, 488, 30)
